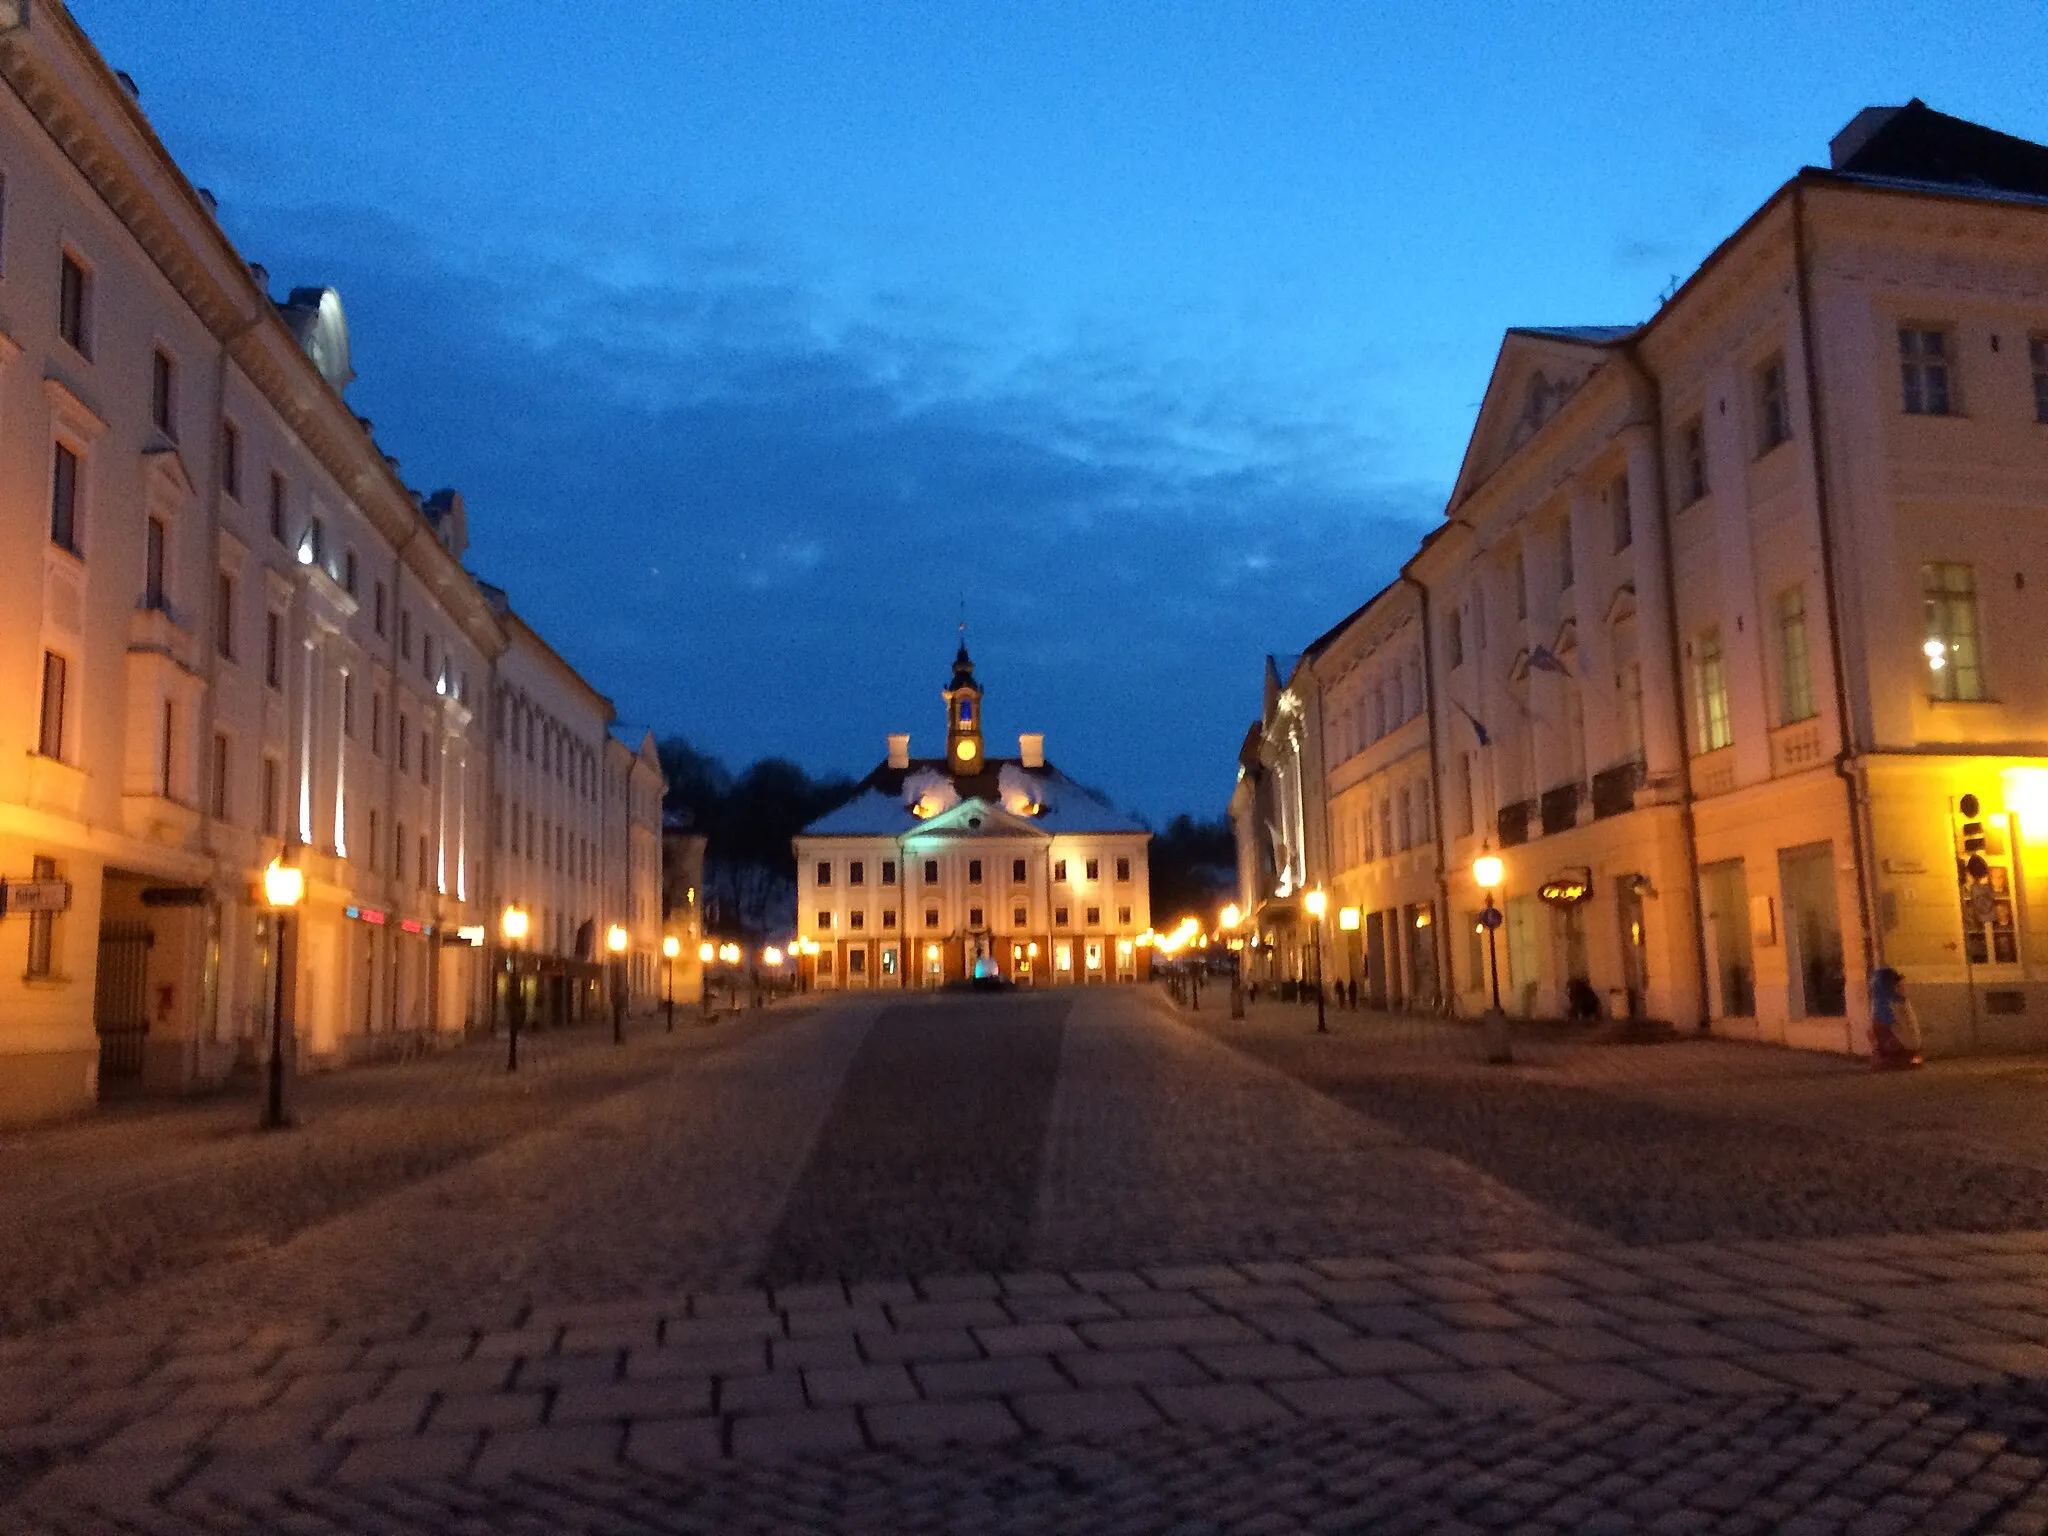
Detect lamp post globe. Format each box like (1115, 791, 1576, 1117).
(1471, 854, 1511, 1063)
(605, 924, 629, 1044)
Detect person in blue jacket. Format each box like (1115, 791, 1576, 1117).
(1868, 966, 1922, 1069)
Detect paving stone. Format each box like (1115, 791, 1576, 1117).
(1311, 1336, 1456, 1375)
(972, 1322, 1085, 1356)
(549, 1376, 713, 1423)
(859, 1328, 983, 1364)
(913, 1355, 1066, 1399)
(864, 1397, 1022, 1446)
(470, 1421, 623, 1482)
(1145, 1382, 1293, 1429)
(913, 1274, 1002, 1301)
(321, 1393, 432, 1441)
(624, 1414, 725, 1467)
(1395, 1369, 1566, 1414)
(1519, 1362, 1678, 1403)
(1010, 1387, 1163, 1437)
(428, 1390, 547, 1433)
(1186, 1342, 1329, 1381)
(886, 1299, 1012, 1332)
(1059, 1348, 1212, 1389)
(1269, 1375, 1434, 1418)
(727, 1406, 866, 1459)
(770, 1333, 865, 1370)
(1078, 1315, 1259, 1351)
(718, 1371, 808, 1415)
(329, 1430, 477, 1482)
(627, 1340, 769, 1378)
(803, 1362, 919, 1407)
(1741, 1353, 1916, 1394)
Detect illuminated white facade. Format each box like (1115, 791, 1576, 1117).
(794, 646, 1151, 988)
(0, 4, 656, 1122)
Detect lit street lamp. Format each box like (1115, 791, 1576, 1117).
(606, 923, 629, 1044)
(261, 855, 304, 1130)
(662, 934, 680, 1032)
(699, 940, 717, 1022)
(1304, 888, 1329, 1035)
(1473, 854, 1511, 1064)
(1221, 903, 1245, 1018)
(501, 904, 529, 1071)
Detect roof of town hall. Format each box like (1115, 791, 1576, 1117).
(800, 756, 1150, 839)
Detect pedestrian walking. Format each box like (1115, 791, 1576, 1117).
(1868, 966, 1923, 1069)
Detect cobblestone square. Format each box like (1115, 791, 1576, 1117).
(16, 989, 2048, 1530)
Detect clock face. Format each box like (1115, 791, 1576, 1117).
(955, 738, 979, 762)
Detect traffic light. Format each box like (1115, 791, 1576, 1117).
(1959, 793, 1990, 881)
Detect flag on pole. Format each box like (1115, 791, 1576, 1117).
(1453, 699, 1491, 747)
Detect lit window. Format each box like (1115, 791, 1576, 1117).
(1692, 627, 1732, 753)
(1922, 562, 1984, 702)
(1899, 327, 1952, 416)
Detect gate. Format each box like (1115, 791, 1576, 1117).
(94, 921, 154, 1082)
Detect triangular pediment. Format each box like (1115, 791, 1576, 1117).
(1449, 329, 1631, 508)
(1604, 583, 1638, 627)
(141, 445, 196, 508)
(905, 797, 1050, 841)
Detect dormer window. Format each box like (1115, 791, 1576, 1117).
(959, 698, 974, 725)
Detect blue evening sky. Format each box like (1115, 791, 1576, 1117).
(71, 1, 2046, 821)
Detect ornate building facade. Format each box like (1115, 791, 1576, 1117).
(794, 645, 1151, 988)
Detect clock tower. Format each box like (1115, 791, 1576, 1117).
(943, 638, 984, 772)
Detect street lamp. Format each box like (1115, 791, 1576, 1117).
(1473, 853, 1511, 1064)
(662, 934, 680, 1032)
(1220, 903, 1245, 1018)
(699, 939, 717, 1021)
(1304, 888, 1329, 1035)
(606, 923, 629, 1045)
(261, 855, 304, 1130)
(501, 903, 529, 1071)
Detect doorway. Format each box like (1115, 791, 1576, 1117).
(94, 922, 154, 1086)
(1616, 879, 1649, 1018)
(1779, 842, 1846, 1017)
(1364, 910, 1388, 1008)
(1700, 859, 1756, 1018)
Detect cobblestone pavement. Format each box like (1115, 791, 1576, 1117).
(18, 988, 2048, 1529)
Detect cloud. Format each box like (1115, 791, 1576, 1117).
(224, 201, 1438, 820)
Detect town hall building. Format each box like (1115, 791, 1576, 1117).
(793, 644, 1152, 988)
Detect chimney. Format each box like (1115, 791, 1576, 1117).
(887, 733, 910, 769)
(1830, 104, 1905, 169)
(1019, 733, 1044, 769)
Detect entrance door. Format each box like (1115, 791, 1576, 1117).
(94, 922, 155, 1085)
(1364, 911, 1388, 1008)
(1616, 881, 1649, 1018)
(1779, 842, 1846, 1017)
(1506, 896, 1539, 1015)
(1403, 904, 1438, 1012)
(1700, 859, 1756, 1018)
(1555, 900, 1590, 994)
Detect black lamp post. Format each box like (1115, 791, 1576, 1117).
(1474, 855, 1511, 1065)
(1305, 890, 1328, 1034)
(261, 855, 303, 1130)
(607, 924, 628, 1045)
(501, 904, 528, 1072)
(662, 935, 678, 1032)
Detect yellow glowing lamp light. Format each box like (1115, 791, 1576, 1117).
(721, 942, 742, 964)
(955, 738, 978, 762)
(1027, 941, 1039, 957)
(926, 943, 941, 961)
(1473, 854, 1504, 890)
(1137, 931, 1154, 947)
(763, 946, 784, 966)
(263, 857, 305, 909)
(1118, 938, 1134, 956)
(1924, 638, 1947, 671)
(500, 904, 529, 942)
(1304, 889, 1327, 919)
(1220, 903, 1241, 929)
(662, 935, 681, 960)
(606, 924, 628, 954)
(1338, 906, 1360, 931)
(698, 941, 716, 962)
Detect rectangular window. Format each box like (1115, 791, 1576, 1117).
(220, 420, 241, 500)
(50, 442, 79, 553)
(816, 860, 832, 887)
(849, 911, 865, 930)
(1923, 562, 1984, 702)
(1512, 546, 1527, 620)
(817, 911, 834, 930)
(419, 729, 429, 784)
(25, 856, 56, 979)
(371, 693, 383, 755)
(968, 859, 983, 884)
(1013, 905, 1027, 926)
(1610, 473, 1631, 553)
(343, 548, 358, 596)
(847, 948, 866, 975)
(1682, 418, 1708, 504)
(37, 651, 66, 758)
(1012, 858, 1027, 883)
(1115, 856, 1131, 882)
(151, 348, 176, 438)
(1119, 905, 1132, 925)
(264, 611, 282, 689)
(1085, 858, 1099, 882)
(261, 757, 280, 836)
(160, 699, 174, 795)
(1458, 752, 1476, 837)
(1776, 586, 1816, 724)
(923, 859, 939, 883)
(374, 580, 387, 635)
(1446, 608, 1464, 668)
(1558, 517, 1574, 590)
(268, 472, 285, 542)
(398, 714, 410, 771)
(968, 906, 983, 928)
(924, 907, 939, 929)
(882, 909, 897, 929)
(1757, 355, 1791, 451)
(215, 571, 234, 657)
(400, 609, 413, 660)
(2032, 335, 2048, 425)
(1899, 326, 1952, 416)
(1055, 906, 1069, 927)
(143, 516, 167, 609)
(210, 732, 229, 820)
(849, 860, 865, 886)
(58, 252, 89, 355)
(1693, 628, 1733, 753)
(1085, 905, 1101, 926)
(881, 859, 897, 885)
